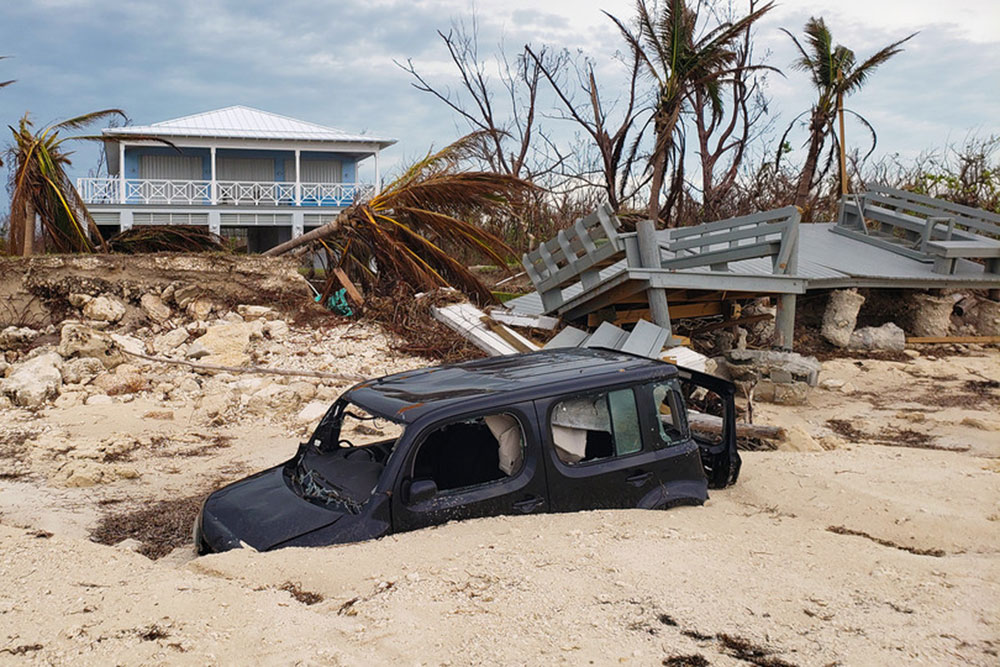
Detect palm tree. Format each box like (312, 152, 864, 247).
(264, 132, 534, 304)
(7, 110, 126, 255)
(782, 17, 915, 209)
(606, 0, 774, 224)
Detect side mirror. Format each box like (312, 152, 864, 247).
(408, 479, 438, 504)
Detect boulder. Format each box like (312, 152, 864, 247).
(185, 322, 252, 367)
(1, 352, 63, 406)
(975, 299, 1000, 336)
(140, 293, 172, 323)
(849, 322, 906, 351)
(754, 379, 811, 405)
(82, 295, 126, 323)
(723, 349, 821, 386)
(152, 328, 189, 355)
(186, 297, 214, 321)
(62, 357, 105, 385)
(110, 333, 145, 357)
(0, 326, 38, 351)
(821, 289, 865, 347)
(247, 384, 300, 415)
(171, 284, 203, 309)
(57, 323, 126, 369)
(906, 292, 952, 337)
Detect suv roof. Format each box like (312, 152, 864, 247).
(345, 347, 676, 423)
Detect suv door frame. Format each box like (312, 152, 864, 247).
(389, 401, 548, 533)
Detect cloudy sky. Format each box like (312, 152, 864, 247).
(2, 0, 998, 193)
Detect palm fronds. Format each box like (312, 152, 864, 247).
(107, 225, 227, 254)
(6, 112, 126, 254)
(264, 132, 535, 304)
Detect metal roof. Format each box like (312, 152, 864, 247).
(103, 106, 396, 147)
(345, 347, 673, 423)
(507, 222, 1000, 316)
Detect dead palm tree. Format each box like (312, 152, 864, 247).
(7, 110, 126, 255)
(606, 0, 774, 224)
(781, 17, 915, 210)
(264, 132, 534, 304)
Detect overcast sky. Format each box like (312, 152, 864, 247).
(2, 0, 998, 196)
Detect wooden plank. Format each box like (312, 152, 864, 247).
(587, 301, 724, 327)
(669, 206, 798, 239)
(906, 335, 1000, 344)
(480, 316, 535, 353)
(490, 310, 561, 330)
(688, 411, 785, 440)
(582, 321, 630, 350)
(867, 183, 1000, 225)
(668, 220, 790, 252)
(331, 267, 364, 305)
(431, 303, 539, 356)
(660, 240, 781, 271)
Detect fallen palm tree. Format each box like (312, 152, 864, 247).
(264, 132, 534, 304)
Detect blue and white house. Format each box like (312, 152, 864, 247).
(78, 106, 395, 251)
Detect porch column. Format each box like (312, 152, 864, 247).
(210, 146, 217, 204)
(294, 149, 301, 206)
(636, 218, 672, 336)
(374, 149, 381, 194)
(292, 211, 304, 239)
(118, 142, 126, 204)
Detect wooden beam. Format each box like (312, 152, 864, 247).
(588, 301, 724, 327)
(331, 267, 364, 306)
(906, 335, 1000, 344)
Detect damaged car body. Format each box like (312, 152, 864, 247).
(195, 347, 741, 554)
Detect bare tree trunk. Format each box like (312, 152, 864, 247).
(21, 200, 35, 257)
(262, 212, 345, 257)
(793, 112, 826, 212)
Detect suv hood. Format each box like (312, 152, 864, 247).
(201, 465, 346, 552)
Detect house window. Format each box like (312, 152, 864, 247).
(550, 389, 641, 464)
(411, 413, 525, 493)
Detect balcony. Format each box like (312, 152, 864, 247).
(77, 177, 375, 207)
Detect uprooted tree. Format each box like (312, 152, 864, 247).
(263, 131, 536, 304)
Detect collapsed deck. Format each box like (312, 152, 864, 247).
(509, 185, 1000, 347)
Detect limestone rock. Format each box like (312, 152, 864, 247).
(187, 297, 214, 321)
(849, 322, 906, 351)
(198, 390, 235, 418)
(237, 304, 278, 321)
(754, 379, 811, 405)
(0, 326, 38, 351)
(92, 368, 148, 396)
(296, 400, 329, 424)
(62, 357, 105, 385)
(152, 328, 189, 355)
(57, 323, 125, 369)
(777, 424, 824, 451)
(821, 289, 865, 347)
(724, 349, 821, 386)
(247, 384, 300, 415)
(906, 292, 952, 337)
(85, 394, 114, 405)
(172, 284, 204, 309)
(140, 293, 172, 323)
(975, 299, 1000, 336)
(2, 352, 62, 406)
(288, 380, 317, 402)
(264, 319, 290, 339)
(110, 333, 145, 357)
(185, 323, 252, 367)
(67, 293, 93, 308)
(82, 295, 126, 323)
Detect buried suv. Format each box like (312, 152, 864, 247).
(195, 347, 741, 554)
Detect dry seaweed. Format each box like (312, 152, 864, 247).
(90, 494, 206, 559)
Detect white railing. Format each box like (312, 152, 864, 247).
(76, 177, 373, 207)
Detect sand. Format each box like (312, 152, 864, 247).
(1, 342, 998, 665)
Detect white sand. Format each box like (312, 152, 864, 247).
(1, 344, 998, 665)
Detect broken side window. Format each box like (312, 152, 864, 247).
(550, 388, 641, 464)
(411, 413, 526, 493)
(650, 380, 687, 446)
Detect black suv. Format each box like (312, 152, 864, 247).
(195, 347, 740, 553)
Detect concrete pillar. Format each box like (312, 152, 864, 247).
(120, 209, 134, 232)
(292, 211, 304, 239)
(210, 146, 217, 204)
(208, 210, 221, 237)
